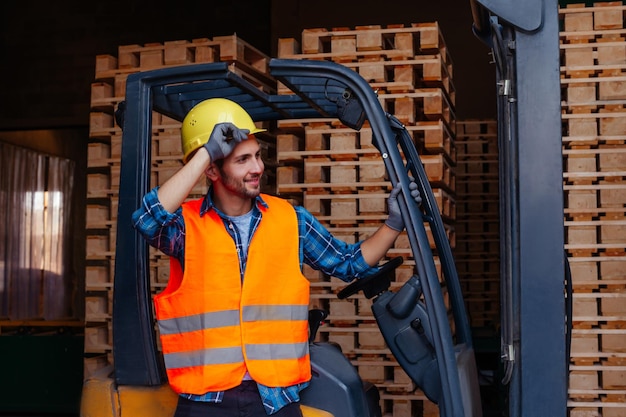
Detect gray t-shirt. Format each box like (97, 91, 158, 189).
(226, 208, 254, 260)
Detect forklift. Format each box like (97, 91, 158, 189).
(81, 1, 568, 416)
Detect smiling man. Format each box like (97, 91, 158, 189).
(131, 98, 420, 417)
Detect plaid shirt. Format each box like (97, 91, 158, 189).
(132, 187, 377, 415)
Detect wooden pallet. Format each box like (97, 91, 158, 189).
(454, 120, 500, 329)
(278, 22, 455, 103)
(407, 120, 456, 161)
(377, 89, 455, 125)
(560, 4, 626, 414)
(96, 35, 275, 92)
(295, 22, 449, 57)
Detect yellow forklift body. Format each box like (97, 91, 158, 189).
(80, 367, 177, 417)
(80, 366, 332, 417)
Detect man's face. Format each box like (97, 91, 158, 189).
(217, 138, 264, 199)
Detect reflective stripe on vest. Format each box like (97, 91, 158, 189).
(163, 341, 309, 369)
(153, 195, 311, 394)
(158, 310, 240, 335)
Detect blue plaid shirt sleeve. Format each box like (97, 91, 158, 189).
(131, 186, 185, 263)
(295, 205, 378, 281)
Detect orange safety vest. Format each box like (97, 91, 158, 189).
(153, 194, 311, 394)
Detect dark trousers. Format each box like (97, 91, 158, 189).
(173, 381, 303, 417)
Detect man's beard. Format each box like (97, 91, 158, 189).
(221, 171, 262, 199)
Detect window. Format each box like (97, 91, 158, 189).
(0, 142, 76, 320)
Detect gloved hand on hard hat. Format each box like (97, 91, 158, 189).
(385, 180, 422, 231)
(203, 122, 250, 162)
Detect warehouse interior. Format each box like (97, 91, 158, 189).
(0, 1, 623, 416)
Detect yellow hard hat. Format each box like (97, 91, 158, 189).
(180, 98, 266, 163)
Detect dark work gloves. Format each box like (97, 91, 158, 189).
(203, 122, 250, 161)
(385, 180, 422, 231)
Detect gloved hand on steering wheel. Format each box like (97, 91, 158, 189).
(203, 122, 250, 162)
(385, 180, 422, 231)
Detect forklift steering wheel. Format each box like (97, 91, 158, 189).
(337, 257, 404, 300)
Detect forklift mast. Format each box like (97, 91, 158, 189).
(471, 0, 568, 416)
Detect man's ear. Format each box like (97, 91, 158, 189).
(205, 163, 220, 182)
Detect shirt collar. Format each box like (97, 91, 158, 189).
(199, 186, 268, 217)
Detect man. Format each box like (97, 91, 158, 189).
(132, 98, 420, 417)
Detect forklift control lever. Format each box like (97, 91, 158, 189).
(411, 318, 425, 335)
(308, 309, 328, 343)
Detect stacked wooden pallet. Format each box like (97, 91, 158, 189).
(560, 3, 626, 417)
(454, 120, 499, 330)
(276, 23, 456, 417)
(85, 34, 275, 377)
